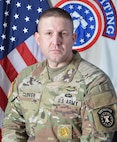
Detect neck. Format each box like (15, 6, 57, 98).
(48, 53, 74, 69)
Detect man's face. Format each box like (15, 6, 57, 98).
(35, 16, 76, 68)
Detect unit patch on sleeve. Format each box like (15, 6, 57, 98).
(92, 105, 117, 133)
(97, 107, 114, 128)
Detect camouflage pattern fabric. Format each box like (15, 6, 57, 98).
(2, 52, 117, 142)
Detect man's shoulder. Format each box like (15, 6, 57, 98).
(16, 60, 46, 82)
(73, 51, 104, 76)
(79, 58, 105, 77)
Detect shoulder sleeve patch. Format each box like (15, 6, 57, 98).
(91, 92, 117, 133)
(92, 104, 117, 133)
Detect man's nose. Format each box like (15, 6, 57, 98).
(52, 33, 62, 45)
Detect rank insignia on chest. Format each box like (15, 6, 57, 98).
(57, 125, 72, 140)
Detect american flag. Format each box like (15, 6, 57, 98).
(0, 0, 50, 140)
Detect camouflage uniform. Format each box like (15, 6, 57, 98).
(2, 51, 117, 142)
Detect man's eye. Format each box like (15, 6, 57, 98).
(62, 32, 68, 36)
(46, 32, 52, 35)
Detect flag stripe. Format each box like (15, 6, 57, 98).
(0, 57, 18, 82)
(25, 35, 45, 62)
(7, 48, 27, 73)
(0, 65, 11, 96)
(17, 42, 38, 66)
(0, 107, 6, 140)
(0, 88, 8, 112)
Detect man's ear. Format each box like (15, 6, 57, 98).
(73, 33, 76, 43)
(34, 32, 40, 45)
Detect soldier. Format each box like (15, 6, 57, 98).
(2, 7, 117, 142)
